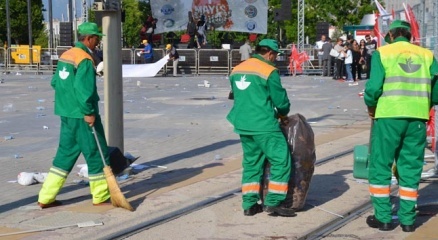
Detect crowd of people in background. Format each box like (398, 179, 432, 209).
(315, 33, 377, 86)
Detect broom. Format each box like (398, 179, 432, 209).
(92, 126, 134, 211)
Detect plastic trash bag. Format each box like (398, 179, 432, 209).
(261, 113, 316, 211)
(17, 172, 48, 186)
(17, 172, 37, 186)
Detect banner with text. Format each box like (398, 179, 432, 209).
(150, 0, 268, 34)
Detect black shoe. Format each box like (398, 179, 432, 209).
(366, 215, 394, 231)
(243, 204, 263, 216)
(263, 205, 297, 217)
(400, 224, 415, 232)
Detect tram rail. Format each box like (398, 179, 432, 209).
(102, 148, 358, 240)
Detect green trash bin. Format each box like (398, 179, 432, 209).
(353, 120, 374, 179)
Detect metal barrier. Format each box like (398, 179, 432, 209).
(230, 49, 243, 70)
(198, 49, 230, 75)
(167, 49, 197, 76)
(0, 46, 325, 76)
(0, 47, 6, 73)
(121, 48, 133, 65)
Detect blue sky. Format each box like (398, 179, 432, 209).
(42, 0, 92, 21)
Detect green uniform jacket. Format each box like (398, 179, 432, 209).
(51, 42, 99, 118)
(364, 37, 438, 116)
(227, 54, 290, 134)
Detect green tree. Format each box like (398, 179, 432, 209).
(0, 0, 45, 45)
(122, 0, 143, 48)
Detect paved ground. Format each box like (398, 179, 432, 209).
(0, 72, 436, 239)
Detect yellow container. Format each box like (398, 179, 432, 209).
(10, 45, 41, 64)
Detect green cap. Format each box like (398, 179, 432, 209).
(78, 22, 105, 36)
(384, 20, 411, 44)
(258, 39, 284, 55)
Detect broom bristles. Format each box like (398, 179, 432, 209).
(103, 166, 134, 211)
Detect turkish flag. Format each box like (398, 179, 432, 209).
(373, 12, 382, 47)
(405, 4, 420, 45)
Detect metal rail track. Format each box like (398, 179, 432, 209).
(101, 148, 358, 240)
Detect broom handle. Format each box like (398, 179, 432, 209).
(92, 126, 108, 167)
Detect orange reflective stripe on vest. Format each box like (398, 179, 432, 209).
(268, 180, 288, 194)
(242, 182, 260, 194)
(399, 186, 418, 201)
(369, 184, 390, 197)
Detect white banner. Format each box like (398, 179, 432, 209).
(122, 55, 170, 78)
(150, 0, 268, 34)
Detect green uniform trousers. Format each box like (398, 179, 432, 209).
(369, 118, 425, 225)
(240, 132, 291, 210)
(38, 115, 110, 204)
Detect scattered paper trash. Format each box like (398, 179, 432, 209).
(4, 135, 13, 140)
(43, 126, 49, 130)
(33, 172, 48, 183)
(14, 154, 22, 159)
(130, 164, 147, 170)
(73, 179, 89, 185)
(214, 154, 222, 160)
(36, 106, 45, 111)
(116, 174, 130, 181)
(77, 164, 88, 178)
(204, 80, 210, 88)
(16, 172, 48, 186)
(17, 172, 37, 186)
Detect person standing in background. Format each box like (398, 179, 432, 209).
(196, 15, 208, 48)
(239, 40, 252, 62)
(351, 40, 361, 82)
(166, 44, 179, 77)
(141, 40, 154, 63)
(342, 43, 353, 82)
(333, 38, 344, 80)
(365, 34, 377, 79)
(314, 35, 326, 68)
(321, 37, 333, 77)
(186, 12, 197, 49)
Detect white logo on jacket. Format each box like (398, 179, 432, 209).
(235, 75, 251, 90)
(59, 67, 69, 80)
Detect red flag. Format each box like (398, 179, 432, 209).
(404, 4, 420, 45)
(373, 12, 382, 47)
(289, 44, 300, 73)
(391, 8, 395, 20)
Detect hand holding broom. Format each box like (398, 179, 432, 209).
(92, 126, 134, 211)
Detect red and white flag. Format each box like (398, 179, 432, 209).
(374, 0, 392, 20)
(403, 3, 420, 45)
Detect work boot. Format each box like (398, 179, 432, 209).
(400, 224, 416, 232)
(366, 215, 394, 231)
(38, 200, 62, 209)
(263, 205, 297, 217)
(243, 204, 263, 216)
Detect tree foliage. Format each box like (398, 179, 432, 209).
(0, 0, 45, 46)
(0, 0, 379, 48)
(122, 0, 143, 48)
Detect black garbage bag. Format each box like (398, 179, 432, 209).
(260, 113, 316, 211)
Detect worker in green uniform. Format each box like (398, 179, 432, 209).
(227, 39, 296, 217)
(37, 22, 110, 208)
(364, 20, 438, 232)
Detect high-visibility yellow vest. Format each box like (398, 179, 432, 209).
(376, 41, 433, 120)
